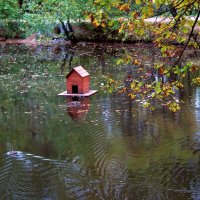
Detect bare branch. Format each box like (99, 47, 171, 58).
(192, 34, 200, 49)
(173, 6, 200, 66)
(151, 0, 188, 18)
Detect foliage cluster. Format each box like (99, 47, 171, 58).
(88, 0, 200, 111)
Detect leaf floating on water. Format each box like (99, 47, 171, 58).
(72, 156, 80, 164)
(24, 112, 32, 114)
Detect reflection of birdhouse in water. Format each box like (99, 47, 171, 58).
(66, 66, 90, 94)
(58, 66, 98, 96)
(67, 97, 90, 122)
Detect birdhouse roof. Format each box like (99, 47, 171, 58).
(66, 66, 89, 78)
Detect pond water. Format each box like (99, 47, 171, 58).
(0, 43, 199, 200)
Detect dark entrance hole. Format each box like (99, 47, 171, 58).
(72, 85, 78, 94)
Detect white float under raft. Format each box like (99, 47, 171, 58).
(58, 90, 98, 97)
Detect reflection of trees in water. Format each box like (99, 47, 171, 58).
(190, 85, 200, 200)
(102, 93, 152, 138)
(60, 51, 74, 74)
(193, 87, 200, 157)
(97, 92, 200, 197)
(0, 151, 129, 199)
(2, 149, 200, 199)
(190, 175, 200, 200)
(0, 89, 199, 199)
(195, 87, 200, 126)
(0, 95, 58, 157)
(0, 152, 69, 199)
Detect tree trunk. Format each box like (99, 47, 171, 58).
(59, 18, 70, 40)
(18, 0, 23, 8)
(59, 18, 78, 43)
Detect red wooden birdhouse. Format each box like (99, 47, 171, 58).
(66, 66, 90, 94)
(58, 66, 98, 96)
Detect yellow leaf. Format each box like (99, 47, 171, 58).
(92, 19, 100, 27)
(108, 20, 113, 27)
(119, 4, 130, 11)
(118, 25, 124, 33)
(101, 23, 106, 28)
(148, 6, 154, 16)
(133, 59, 140, 65)
(143, 101, 150, 108)
(135, 0, 141, 5)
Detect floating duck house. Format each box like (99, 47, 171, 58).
(66, 66, 90, 94)
(58, 66, 98, 97)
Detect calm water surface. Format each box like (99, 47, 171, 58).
(0, 44, 199, 200)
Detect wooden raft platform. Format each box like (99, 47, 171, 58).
(58, 90, 98, 97)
